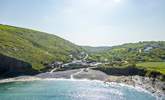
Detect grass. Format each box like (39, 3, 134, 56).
(86, 41, 165, 62)
(136, 62, 165, 75)
(0, 24, 83, 71)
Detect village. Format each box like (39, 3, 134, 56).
(45, 45, 157, 73)
(45, 52, 102, 73)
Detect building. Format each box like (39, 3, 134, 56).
(144, 47, 153, 52)
(47, 61, 63, 68)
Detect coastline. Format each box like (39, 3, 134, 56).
(0, 76, 41, 84)
(0, 68, 164, 99)
(105, 75, 165, 99)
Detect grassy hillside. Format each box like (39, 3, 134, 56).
(85, 41, 165, 75)
(137, 62, 165, 75)
(0, 24, 83, 71)
(86, 41, 165, 62)
(83, 46, 111, 53)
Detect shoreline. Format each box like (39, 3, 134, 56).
(0, 68, 164, 99)
(0, 76, 42, 84)
(105, 75, 165, 99)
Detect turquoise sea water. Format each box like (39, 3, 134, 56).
(0, 79, 157, 100)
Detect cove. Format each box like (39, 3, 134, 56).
(0, 79, 156, 100)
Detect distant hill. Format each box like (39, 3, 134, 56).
(86, 41, 165, 62)
(83, 46, 111, 53)
(0, 24, 83, 71)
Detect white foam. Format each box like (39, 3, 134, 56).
(104, 81, 161, 99)
(41, 77, 103, 83)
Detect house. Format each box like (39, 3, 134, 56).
(46, 61, 63, 68)
(144, 47, 153, 52)
(89, 62, 102, 67)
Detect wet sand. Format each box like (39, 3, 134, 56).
(0, 68, 109, 83)
(0, 76, 41, 84)
(72, 68, 109, 81)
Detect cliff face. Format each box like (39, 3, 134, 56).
(0, 54, 38, 78)
(94, 66, 165, 81)
(94, 67, 146, 76)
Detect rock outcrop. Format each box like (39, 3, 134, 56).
(0, 54, 38, 78)
(94, 67, 165, 98)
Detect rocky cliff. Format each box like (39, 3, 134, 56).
(0, 54, 38, 78)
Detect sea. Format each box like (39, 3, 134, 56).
(0, 79, 160, 100)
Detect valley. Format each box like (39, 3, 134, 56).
(0, 24, 165, 99)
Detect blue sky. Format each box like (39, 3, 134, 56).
(0, 0, 165, 46)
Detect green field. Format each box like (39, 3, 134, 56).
(136, 62, 165, 74)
